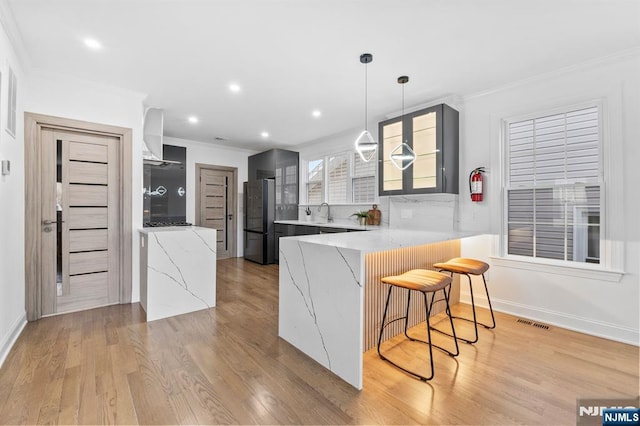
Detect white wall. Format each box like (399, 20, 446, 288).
(458, 51, 640, 344)
(0, 18, 27, 367)
(163, 136, 256, 257)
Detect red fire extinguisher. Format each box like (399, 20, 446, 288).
(469, 167, 485, 202)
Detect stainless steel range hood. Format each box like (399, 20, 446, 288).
(143, 107, 181, 166)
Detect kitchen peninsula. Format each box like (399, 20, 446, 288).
(278, 228, 472, 389)
(139, 226, 217, 321)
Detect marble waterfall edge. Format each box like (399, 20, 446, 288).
(278, 237, 364, 389)
(141, 227, 217, 321)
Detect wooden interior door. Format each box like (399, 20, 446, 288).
(197, 166, 237, 259)
(40, 129, 120, 315)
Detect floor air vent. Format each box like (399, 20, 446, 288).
(517, 318, 550, 330)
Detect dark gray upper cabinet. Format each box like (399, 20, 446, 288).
(378, 103, 459, 196)
(248, 149, 299, 220)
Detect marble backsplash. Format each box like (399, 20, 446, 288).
(387, 193, 459, 231)
(300, 193, 458, 231)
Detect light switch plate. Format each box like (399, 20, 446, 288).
(1, 160, 9, 175)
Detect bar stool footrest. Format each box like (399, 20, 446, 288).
(430, 324, 477, 344)
(450, 314, 496, 330)
(404, 335, 459, 357)
(378, 354, 431, 382)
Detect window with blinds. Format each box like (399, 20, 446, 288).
(304, 150, 377, 204)
(506, 105, 601, 264)
(353, 152, 376, 203)
(327, 154, 348, 203)
(307, 159, 324, 204)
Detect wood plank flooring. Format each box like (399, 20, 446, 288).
(0, 258, 638, 424)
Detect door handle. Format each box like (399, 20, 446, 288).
(43, 219, 64, 225)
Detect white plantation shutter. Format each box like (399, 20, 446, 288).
(307, 159, 323, 204)
(352, 152, 376, 203)
(327, 154, 348, 203)
(305, 150, 377, 204)
(506, 105, 601, 263)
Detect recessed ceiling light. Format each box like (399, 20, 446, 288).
(83, 38, 102, 50)
(229, 83, 241, 93)
(261, 132, 269, 138)
(312, 110, 322, 118)
(188, 116, 199, 124)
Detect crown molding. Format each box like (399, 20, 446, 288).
(464, 47, 640, 102)
(0, 0, 31, 71)
(384, 93, 465, 119)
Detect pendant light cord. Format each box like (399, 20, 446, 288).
(402, 82, 405, 118)
(364, 62, 368, 131)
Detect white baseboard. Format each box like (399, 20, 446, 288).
(0, 313, 27, 369)
(459, 293, 639, 346)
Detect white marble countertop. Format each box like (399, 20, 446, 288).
(280, 228, 473, 253)
(139, 225, 212, 234)
(274, 219, 375, 231)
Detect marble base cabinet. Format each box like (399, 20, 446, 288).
(139, 226, 217, 321)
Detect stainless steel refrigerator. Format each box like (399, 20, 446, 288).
(243, 179, 276, 264)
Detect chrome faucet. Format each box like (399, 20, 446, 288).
(318, 202, 332, 222)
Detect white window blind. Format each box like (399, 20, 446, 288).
(506, 105, 601, 264)
(327, 154, 348, 203)
(352, 152, 376, 203)
(305, 149, 377, 204)
(307, 159, 324, 204)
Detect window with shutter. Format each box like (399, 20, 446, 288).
(352, 152, 376, 203)
(303, 149, 377, 204)
(327, 154, 348, 203)
(505, 105, 601, 264)
(306, 159, 323, 204)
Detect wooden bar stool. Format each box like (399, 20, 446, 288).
(377, 269, 459, 381)
(431, 257, 496, 344)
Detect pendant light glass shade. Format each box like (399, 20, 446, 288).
(355, 130, 377, 162)
(390, 143, 415, 170)
(355, 53, 377, 162)
(390, 75, 416, 170)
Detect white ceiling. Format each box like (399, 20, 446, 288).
(6, 0, 640, 151)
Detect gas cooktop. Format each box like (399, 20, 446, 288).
(144, 221, 192, 227)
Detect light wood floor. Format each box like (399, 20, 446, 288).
(0, 258, 638, 425)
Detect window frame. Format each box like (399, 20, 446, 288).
(500, 99, 621, 274)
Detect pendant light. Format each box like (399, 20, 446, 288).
(389, 75, 416, 170)
(354, 53, 377, 162)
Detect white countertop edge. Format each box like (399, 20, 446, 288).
(274, 219, 378, 231)
(139, 225, 214, 234)
(280, 228, 475, 253)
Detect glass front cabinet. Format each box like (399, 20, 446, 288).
(378, 103, 459, 195)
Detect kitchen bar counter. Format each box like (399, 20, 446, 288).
(278, 229, 472, 389)
(139, 226, 217, 321)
